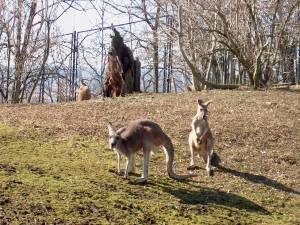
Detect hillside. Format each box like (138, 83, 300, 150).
(0, 90, 299, 224)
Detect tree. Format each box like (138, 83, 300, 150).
(169, 0, 300, 89)
(100, 0, 163, 92)
(0, 0, 83, 103)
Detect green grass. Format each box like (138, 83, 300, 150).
(0, 123, 299, 225)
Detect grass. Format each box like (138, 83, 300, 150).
(0, 90, 299, 224)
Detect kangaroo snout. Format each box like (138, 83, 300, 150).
(111, 142, 117, 148)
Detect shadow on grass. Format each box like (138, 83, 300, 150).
(207, 152, 298, 195)
(216, 165, 300, 195)
(154, 181, 269, 215)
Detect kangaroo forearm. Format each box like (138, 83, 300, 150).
(193, 126, 208, 139)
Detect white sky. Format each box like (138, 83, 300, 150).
(57, 8, 97, 33)
(55, 1, 129, 34)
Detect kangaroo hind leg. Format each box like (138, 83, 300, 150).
(127, 154, 136, 174)
(187, 142, 199, 170)
(134, 145, 151, 184)
(206, 139, 214, 177)
(206, 153, 212, 176)
(116, 152, 121, 174)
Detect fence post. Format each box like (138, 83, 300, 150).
(163, 44, 167, 93)
(71, 30, 77, 101)
(167, 15, 173, 93)
(74, 32, 79, 100)
(69, 32, 73, 101)
(297, 45, 300, 85)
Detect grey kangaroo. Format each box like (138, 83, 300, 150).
(108, 119, 196, 183)
(188, 99, 214, 176)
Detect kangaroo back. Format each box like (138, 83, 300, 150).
(135, 120, 196, 180)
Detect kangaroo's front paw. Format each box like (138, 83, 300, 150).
(123, 172, 129, 179)
(196, 138, 203, 144)
(187, 165, 200, 170)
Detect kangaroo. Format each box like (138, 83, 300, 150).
(107, 119, 196, 183)
(187, 99, 214, 176)
(78, 80, 91, 101)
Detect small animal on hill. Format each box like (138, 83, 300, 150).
(78, 80, 91, 101)
(107, 119, 196, 184)
(187, 99, 214, 176)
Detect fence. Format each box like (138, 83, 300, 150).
(1, 16, 299, 104)
(35, 17, 177, 103)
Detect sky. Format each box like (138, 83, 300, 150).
(57, 4, 98, 33)
(55, 1, 129, 34)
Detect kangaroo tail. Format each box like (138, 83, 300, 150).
(163, 137, 197, 180)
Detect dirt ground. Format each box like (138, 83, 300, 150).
(0, 90, 299, 224)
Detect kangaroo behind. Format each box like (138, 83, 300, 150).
(107, 119, 196, 183)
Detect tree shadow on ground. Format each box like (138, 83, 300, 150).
(153, 181, 269, 215)
(215, 165, 300, 195)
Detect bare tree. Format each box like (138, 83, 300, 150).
(169, 0, 300, 89)
(0, 0, 85, 103)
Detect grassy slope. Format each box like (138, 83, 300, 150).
(0, 90, 299, 224)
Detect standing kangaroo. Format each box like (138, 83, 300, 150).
(108, 119, 196, 183)
(188, 99, 214, 176)
(78, 80, 91, 101)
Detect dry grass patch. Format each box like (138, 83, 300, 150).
(0, 90, 299, 224)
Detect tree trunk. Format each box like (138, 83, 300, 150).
(177, 6, 239, 91)
(134, 58, 141, 92)
(152, 30, 159, 93)
(205, 39, 217, 90)
(12, 0, 37, 103)
(29, 21, 51, 103)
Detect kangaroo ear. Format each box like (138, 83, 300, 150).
(203, 100, 212, 107)
(107, 122, 115, 135)
(198, 99, 203, 106)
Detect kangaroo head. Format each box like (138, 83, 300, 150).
(81, 79, 89, 87)
(197, 99, 212, 119)
(107, 122, 123, 149)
